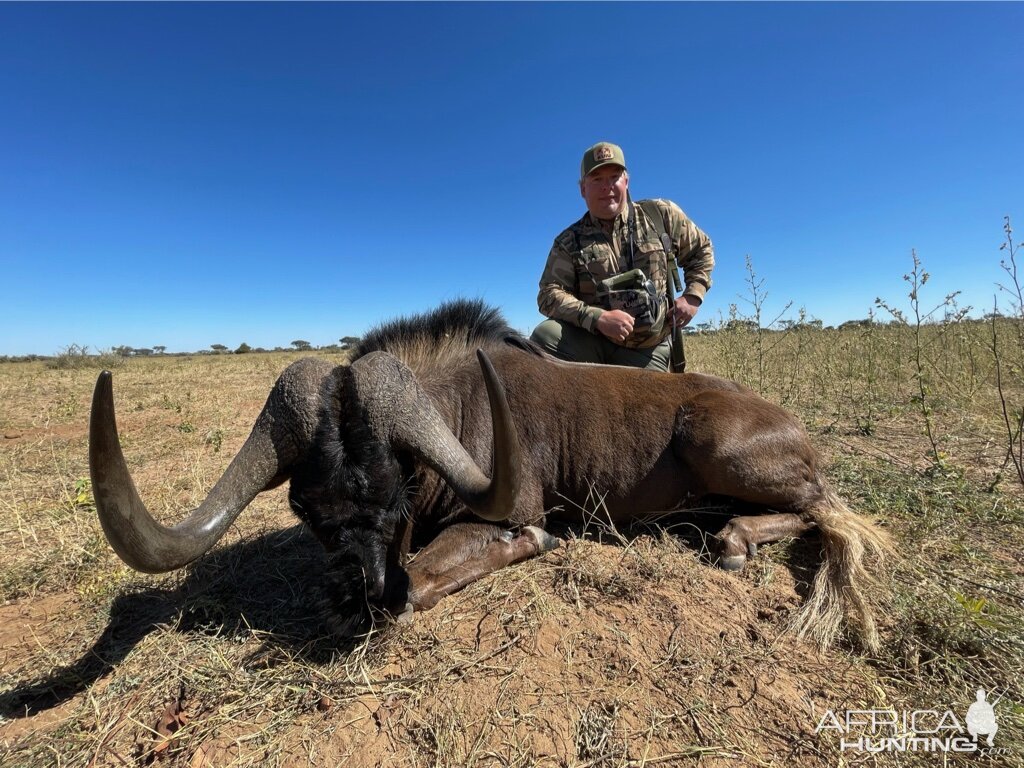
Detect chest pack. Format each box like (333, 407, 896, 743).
(574, 200, 680, 331)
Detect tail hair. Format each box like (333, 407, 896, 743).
(790, 484, 894, 653)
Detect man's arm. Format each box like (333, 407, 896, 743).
(537, 234, 605, 333)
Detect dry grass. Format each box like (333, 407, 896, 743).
(2, 319, 1023, 766)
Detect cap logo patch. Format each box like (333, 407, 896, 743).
(594, 146, 614, 161)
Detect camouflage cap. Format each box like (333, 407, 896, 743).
(580, 142, 626, 181)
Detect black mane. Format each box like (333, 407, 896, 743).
(351, 298, 537, 361)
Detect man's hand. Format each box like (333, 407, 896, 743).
(672, 295, 701, 327)
(596, 310, 635, 343)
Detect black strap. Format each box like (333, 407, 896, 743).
(637, 200, 682, 294)
(626, 200, 637, 270)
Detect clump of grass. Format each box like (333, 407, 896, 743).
(547, 488, 695, 608)
(574, 700, 623, 765)
(553, 538, 645, 606)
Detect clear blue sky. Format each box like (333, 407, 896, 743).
(1, 2, 1021, 355)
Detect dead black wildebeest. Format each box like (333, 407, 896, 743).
(90, 300, 888, 649)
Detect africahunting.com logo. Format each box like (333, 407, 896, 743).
(815, 689, 1004, 754)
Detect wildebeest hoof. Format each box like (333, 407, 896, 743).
(395, 603, 415, 624)
(717, 553, 747, 571)
(522, 525, 561, 553)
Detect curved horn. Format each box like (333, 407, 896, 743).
(89, 358, 334, 573)
(350, 349, 521, 522)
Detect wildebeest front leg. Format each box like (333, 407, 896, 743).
(406, 523, 560, 611)
(715, 513, 815, 571)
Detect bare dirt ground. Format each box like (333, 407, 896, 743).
(1, 345, 1021, 767)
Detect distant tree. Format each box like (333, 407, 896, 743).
(113, 345, 133, 357)
(210, 344, 228, 354)
(153, 345, 166, 355)
(133, 348, 153, 356)
(235, 342, 252, 354)
(291, 339, 313, 351)
(339, 335, 361, 350)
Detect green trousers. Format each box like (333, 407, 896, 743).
(530, 319, 671, 372)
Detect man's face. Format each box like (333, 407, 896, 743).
(580, 164, 629, 220)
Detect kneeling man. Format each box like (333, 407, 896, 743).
(532, 142, 714, 371)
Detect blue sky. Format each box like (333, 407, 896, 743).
(1, 2, 1021, 355)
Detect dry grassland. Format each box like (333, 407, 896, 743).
(1, 315, 1022, 767)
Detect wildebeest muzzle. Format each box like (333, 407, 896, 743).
(321, 529, 410, 638)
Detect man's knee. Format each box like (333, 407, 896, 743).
(530, 319, 601, 363)
(530, 319, 565, 353)
(644, 342, 671, 372)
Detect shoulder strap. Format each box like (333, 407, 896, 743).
(637, 200, 672, 254)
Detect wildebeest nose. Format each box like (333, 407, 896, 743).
(367, 571, 387, 602)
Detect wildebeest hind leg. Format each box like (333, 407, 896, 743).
(406, 523, 560, 611)
(714, 513, 814, 571)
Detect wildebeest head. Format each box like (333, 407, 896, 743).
(88, 346, 521, 635)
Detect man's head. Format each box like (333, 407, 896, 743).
(579, 142, 629, 220)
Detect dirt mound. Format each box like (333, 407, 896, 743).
(289, 538, 868, 767)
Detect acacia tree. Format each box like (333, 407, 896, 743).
(291, 340, 313, 351)
(210, 344, 228, 354)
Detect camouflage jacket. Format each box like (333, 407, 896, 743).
(537, 198, 714, 349)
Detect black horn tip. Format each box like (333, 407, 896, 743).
(475, 348, 494, 374)
(92, 371, 114, 412)
(94, 370, 113, 395)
